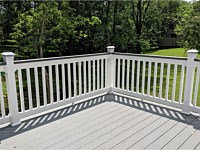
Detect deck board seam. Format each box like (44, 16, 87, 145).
(63, 109, 147, 149)
(177, 133, 193, 150)
(60, 108, 142, 149)
(126, 119, 171, 150)
(0, 102, 121, 148)
(0, 101, 113, 136)
(178, 117, 200, 150)
(93, 113, 156, 150)
(144, 116, 195, 149)
(194, 140, 200, 150)
(142, 121, 179, 149)
(159, 117, 198, 149)
(76, 110, 148, 150)
(22, 104, 127, 149)
(36, 105, 134, 149)
(188, 118, 200, 150)
(109, 116, 163, 149)
(1, 96, 200, 150)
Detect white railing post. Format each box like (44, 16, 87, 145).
(2, 52, 21, 126)
(107, 46, 115, 93)
(182, 49, 198, 115)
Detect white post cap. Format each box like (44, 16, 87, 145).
(187, 49, 198, 59)
(107, 46, 115, 53)
(1, 52, 15, 62)
(187, 49, 198, 54)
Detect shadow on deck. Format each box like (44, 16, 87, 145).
(0, 95, 108, 141)
(0, 94, 200, 149)
(0, 95, 200, 149)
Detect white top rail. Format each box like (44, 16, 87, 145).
(1, 48, 200, 127)
(113, 52, 187, 60)
(14, 53, 109, 69)
(14, 52, 109, 64)
(113, 53, 187, 65)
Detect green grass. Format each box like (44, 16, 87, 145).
(146, 48, 200, 58)
(144, 48, 200, 107)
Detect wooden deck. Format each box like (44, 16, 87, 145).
(1, 94, 200, 150)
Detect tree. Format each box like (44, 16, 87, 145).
(181, 16, 200, 50)
(11, 1, 101, 58)
(11, 1, 62, 58)
(175, 1, 200, 50)
(131, 0, 152, 54)
(0, 1, 31, 41)
(0, 4, 5, 43)
(0, 0, 192, 58)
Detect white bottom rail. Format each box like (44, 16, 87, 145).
(113, 88, 182, 110)
(20, 88, 109, 121)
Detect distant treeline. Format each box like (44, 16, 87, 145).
(0, 0, 199, 59)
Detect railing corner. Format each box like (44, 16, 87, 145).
(106, 46, 116, 93)
(182, 49, 198, 115)
(2, 51, 21, 126)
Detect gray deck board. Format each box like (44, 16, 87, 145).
(0, 98, 110, 142)
(194, 138, 200, 150)
(0, 98, 112, 149)
(7, 102, 121, 149)
(144, 116, 196, 150)
(179, 130, 200, 150)
(162, 117, 200, 150)
(78, 109, 151, 150)
(27, 103, 130, 149)
(20, 102, 122, 149)
(61, 107, 146, 149)
(45, 103, 136, 149)
(94, 113, 160, 150)
(128, 119, 178, 149)
(0, 94, 200, 150)
(109, 116, 169, 149)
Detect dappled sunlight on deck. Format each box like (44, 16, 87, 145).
(0, 96, 106, 141)
(1, 94, 200, 150)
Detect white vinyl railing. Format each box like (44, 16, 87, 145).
(0, 47, 199, 126)
(0, 63, 9, 125)
(112, 49, 200, 116)
(189, 59, 200, 113)
(0, 52, 110, 126)
(15, 56, 108, 119)
(113, 54, 187, 109)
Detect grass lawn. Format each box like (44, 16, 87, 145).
(146, 48, 200, 58)
(143, 47, 200, 107)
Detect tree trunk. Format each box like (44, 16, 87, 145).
(38, 12, 45, 58)
(112, 1, 118, 45)
(135, 0, 142, 54)
(136, 38, 142, 54)
(39, 46, 43, 58)
(103, 1, 111, 51)
(39, 10, 50, 101)
(132, 0, 151, 54)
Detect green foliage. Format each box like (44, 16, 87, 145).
(0, 0, 197, 57)
(10, 2, 61, 58)
(181, 16, 200, 50)
(10, 1, 102, 57)
(176, 1, 200, 51)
